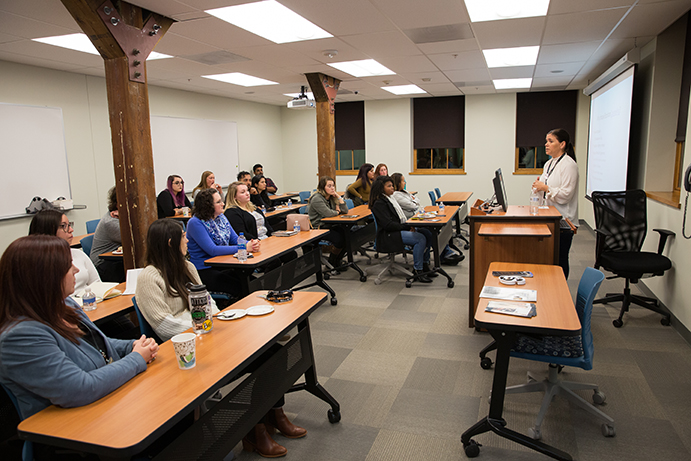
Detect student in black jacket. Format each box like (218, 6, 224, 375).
(369, 176, 434, 283)
(249, 175, 273, 211)
(157, 174, 191, 218)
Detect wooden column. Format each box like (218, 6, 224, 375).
(305, 73, 341, 180)
(61, 0, 173, 269)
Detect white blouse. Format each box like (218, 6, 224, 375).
(538, 154, 579, 226)
(71, 248, 100, 295)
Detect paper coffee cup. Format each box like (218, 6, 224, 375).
(171, 332, 196, 370)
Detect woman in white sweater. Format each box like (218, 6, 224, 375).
(135, 219, 218, 342)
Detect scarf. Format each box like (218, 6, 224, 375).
(202, 215, 232, 246)
(387, 195, 407, 224)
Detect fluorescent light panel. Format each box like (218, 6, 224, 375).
(465, 0, 550, 22)
(203, 73, 278, 87)
(381, 85, 426, 95)
(328, 59, 395, 78)
(32, 33, 171, 60)
(206, 0, 332, 44)
(483, 46, 539, 68)
(493, 78, 532, 89)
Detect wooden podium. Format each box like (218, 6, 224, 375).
(468, 200, 562, 327)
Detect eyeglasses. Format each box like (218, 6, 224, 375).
(59, 222, 74, 232)
(173, 181, 184, 185)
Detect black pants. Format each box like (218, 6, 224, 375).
(322, 225, 346, 249)
(559, 228, 574, 280)
(95, 259, 125, 283)
(198, 267, 243, 299)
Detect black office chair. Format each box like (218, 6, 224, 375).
(591, 190, 674, 328)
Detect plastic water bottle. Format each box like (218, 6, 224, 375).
(237, 233, 247, 262)
(294, 220, 301, 233)
(261, 205, 266, 214)
(530, 188, 540, 216)
(438, 201, 445, 213)
(288, 198, 292, 206)
(82, 287, 97, 311)
(188, 283, 213, 334)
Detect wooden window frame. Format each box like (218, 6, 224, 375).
(410, 148, 466, 175)
(335, 149, 363, 175)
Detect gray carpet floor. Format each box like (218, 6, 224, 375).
(230, 225, 691, 460)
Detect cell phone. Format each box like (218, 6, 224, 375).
(492, 271, 534, 278)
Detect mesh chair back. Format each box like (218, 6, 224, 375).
(592, 190, 647, 253)
(575, 267, 605, 370)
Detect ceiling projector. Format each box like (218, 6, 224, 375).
(287, 98, 315, 109)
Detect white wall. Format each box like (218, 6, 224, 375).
(0, 60, 283, 253)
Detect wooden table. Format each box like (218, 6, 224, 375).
(98, 250, 123, 261)
(320, 204, 374, 281)
(461, 262, 580, 460)
(436, 191, 473, 249)
(269, 192, 299, 204)
(166, 212, 191, 222)
(83, 282, 133, 324)
(468, 204, 562, 328)
(405, 205, 459, 288)
(205, 229, 337, 305)
(18, 291, 339, 460)
(70, 233, 93, 249)
(265, 202, 306, 230)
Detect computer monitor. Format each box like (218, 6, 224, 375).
(492, 168, 508, 212)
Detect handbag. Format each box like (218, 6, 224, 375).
(286, 213, 310, 231)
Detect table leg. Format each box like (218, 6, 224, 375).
(461, 330, 573, 460)
(427, 226, 454, 288)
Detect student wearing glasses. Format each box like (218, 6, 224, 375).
(157, 174, 191, 218)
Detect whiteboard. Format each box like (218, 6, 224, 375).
(150, 116, 239, 194)
(0, 103, 72, 218)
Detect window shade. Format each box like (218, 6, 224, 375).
(335, 101, 365, 150)
(676, 12, 691, 143)
(516, 90, 578, 147)
(413, 96, 465, 149)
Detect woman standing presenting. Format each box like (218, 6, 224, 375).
(532, 128, 579, 279)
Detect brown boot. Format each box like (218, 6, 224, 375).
(265, 407, 307, 439)
(242, 423, 287, 458)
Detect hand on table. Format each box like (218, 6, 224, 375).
(249, 239, 261, 252)
(133, 335, 159, 364)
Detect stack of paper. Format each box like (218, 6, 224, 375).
(480, 286, 537, 302)
(485, 301, 537, 318)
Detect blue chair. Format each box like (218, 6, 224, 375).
(1, 384, 33, 461)
(299, 191, 311, 203)
(371, 213, 413, 286)
(345, 199, 354, 209)
(132, 296, 162, 344)
(299, 206, 308, 214)
(86, 219, 100, 233)
(428, 191, 437, 206)
(81, 234, 95, 258)
(434, 188, 441, 199)
(504, 268, 614, 439)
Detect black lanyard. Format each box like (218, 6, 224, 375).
(543, 154, 566, 199)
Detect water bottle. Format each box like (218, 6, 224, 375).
(293, 220, 301, 233)
(288, 198, 292, 206)
(237, 233, 248, 262)
(530, 188, 540, 216)
(188, 283, 213, 334)
(261, 205, 266, 214)
(438, 201, 445, 213)
(82, 287, 97, 311)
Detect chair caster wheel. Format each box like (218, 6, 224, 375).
(593, 390, 606, 405)
(464, 439, 481, 457)
(405, 280, 412, 288)
(447, 280, 455, 288)
(612, 319, 623, 328)
(661, 317, 670, 326)
(360, 275, 367, 282)
(327, 409, 341, 423)
(330, 298, 337, 306)
(480, 357, 493, 369)
(374, 279, 382, 285)
(601, 423, 616, 437)
(323, 272, 330, 280)
(464, 244, 470, 250)
(528, 427, 542, 440)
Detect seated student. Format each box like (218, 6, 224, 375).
(29, 209, 100, 294)
(308, 176, 349, 267)
(0, 235, 158, 424)
(237, 170, 256, 194)
(369, 176, 435, 283)
(90, 187, 126, 282)
(135, 219, 219, 342)
(250, 175, 273, 211)
(191, 170, 223, 200)
(253, 164, 277, 194)
(186, 189, 260, 296)
(390, 173, 464, 266)
(347, 163, 375, 206)
(224, 181, 274, 240)
(373, 163, 388, 180)
(157, 175, 191, 218)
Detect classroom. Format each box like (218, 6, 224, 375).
(2, 1, 691, 460)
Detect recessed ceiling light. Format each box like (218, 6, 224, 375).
(327, 59, 395, 78)
(32, 33, 171, 60)
(202, 73, 278, 87)
(284, 92, 314, 99)
(206, 0, 332, 44)
(464, 0, 550, 23)
(551, 70, 564, 74)
(483, 46, 539, 68)
(493, 78, 532, 90)
(381, 85, 427, 95)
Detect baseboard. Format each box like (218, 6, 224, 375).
(638, 280, 691, 346)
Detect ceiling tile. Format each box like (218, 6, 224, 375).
(417, 38, 479, 55)
(229, 44, 320, 67)
(532, 76, 576, 88)
(0, 39, 104, 67)
(378, 55, 439, 74)
(535, 61, 585, 78)
(460, 85, 496, 95)
(153, 32, 220, 56)
(281, 0, 396, 36)
(610, 0, 691, 39)
(419, 82, 463, 95)
(428, 50, 485, 71)
(370, 0, 469, 29)
(341, 31, 421, 58)
(0, 0, 79, 29)
(543, 8, 630, 45)
(0, 11, 77, 39)
(472, 17, 545, 49)
(171, 15, 271, 49)
(548, 0, 636, 15)
(489, 66, 535, 79)
(444, 68, 492, 83)
(538, 41, 602, 64)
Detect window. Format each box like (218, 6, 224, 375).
(412, 96, 465, 174)
(515, 90, 577, 174)
(335, 101, 365, 174)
